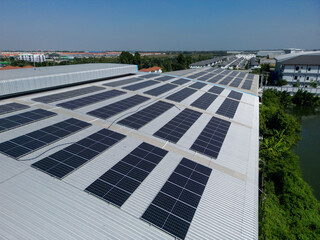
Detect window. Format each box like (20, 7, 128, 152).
(294, 76, 298, 80)
(308, 67, 311, 71)
(306, 77, 309, 80)
(296, 66, 299, 71)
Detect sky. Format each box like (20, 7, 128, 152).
(1, 0, 319, 51)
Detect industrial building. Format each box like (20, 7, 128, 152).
(0, 63, 259, 239)
(189, 57, 224, 68)
(18, 53, 46, 63)
(275, 51, 320, 86)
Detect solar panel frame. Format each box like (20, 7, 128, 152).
(0, 109, 57, 133)
(141, 158, 212, 240)
(190, 116, 231, 158)
(153, 109, 202, 143)
(216, 98, 240, 118)
(87, 95, 150, 119)
(165, 88, 197, 103)
(57, 89, 126, 110)
(0, 118, 91, 159)
(117, 101, 174, 129)
(143, 84, 178, 96)
(0, 103, 30, 115)
(32, 129, 126, 179)
(32, 86, 104, 103)
(85, 142, 168, 207)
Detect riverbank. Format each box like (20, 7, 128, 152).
(259, 89, 320, 239)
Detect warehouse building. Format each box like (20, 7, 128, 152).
(189, 57, 225, 68)
(0, 64, 259, 239)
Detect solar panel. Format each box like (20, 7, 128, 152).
(117, 101, 174, 129)
(207, 75, 222, 83)
(190, 93, 217, 110)
(246, 74, 255, 80)
(32, 129, 126, 179)
(87, 95, 150, 120)
(0, 103, 30, 115)
(104, 78, 144, 87)
(57, 90, 126, 110)
(85, 142, 168, 207)
(190, 116, 231, 158)
(219, 76, 234, 85)
(228, 90, 243, 100)
(229, 71, 239, 77)
(238, 72, 246, 78)
(141, 74, 160, 79)
(229, 77, 243, 87)
(171, 79, 190, 85)
(154, 109, 202, 143)
(123, 80, 159, 91)
(166, 88, 197, 103)
(141, 158, 212, 240)
(241, 80, 253, 90)
(0, 118, 91, 159)
(0, 109, 57, 133)
(144, 84, 178, 96)
(32, 86, 104, 103)
(156, 76, 175, 81)
(208, 86, 224, 94)
(216, 98, 240, 118)
(189, 82, 206, 89)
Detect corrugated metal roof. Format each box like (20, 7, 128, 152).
(0, 64, 259, 239)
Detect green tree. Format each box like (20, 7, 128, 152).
(119, 51, 134, 64)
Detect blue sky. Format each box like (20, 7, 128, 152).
(1, 0, 319, 51)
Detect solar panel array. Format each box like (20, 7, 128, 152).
(57, 90, 126, 110)
(241, 80, 253, 90)
(144, 84, 178, 96)
(0, 118, 91, 159)
(141, 74, 160, 79)
(187, 71, 208, 79)
(104, 78, 143, 87)
(208, 86, 224, 94)
(32, 86, 104, 103)
(246, 74, 255, 80)
(85, 142, 168, 207)
(123, 80, 159, 91)
(207, 75, 222, 83)
(238, 72, 246, 78)
(190, 116, 231, 158)
(216, 98, 240, 118)
(219, 76, 234, 85)
(228, 90, 243, 100)
(156, 76, 175, 81)
(229, 77, 243, 87)
(229, 71, 239, 77)
(190, 93, 217, 110)
(87, 95, 149, 119)
(0, 109, 57, 133)
(154, 109, 202, 143)
(189, 82, 206, 89)
(32, 129, 125, 179)
(141, 158, 212, 240)
(118, 101, 174, 129)
(171, 79, 190, 85)
(166, 88, 197, 103)
(197, 74, 214, 81)
(0, 103, 30, 115)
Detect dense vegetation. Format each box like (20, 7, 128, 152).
(259, 89, 320, 239)
(2, 51, 227, 72)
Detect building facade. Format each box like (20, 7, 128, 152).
(18, 54, 46, 62)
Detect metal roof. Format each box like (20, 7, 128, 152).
(0, 64, 259, 239)
(277, 54, 320, 66)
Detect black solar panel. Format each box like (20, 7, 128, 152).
(87, 95, 150, 119)
(229, 77, 243, 87)
(171, 79, 190, 85)
(123, 80, 159, 91)
(141, 74, 160, 79)
(0, 109, 57, 133)
(32, 129, 125, 179)
(166, 88, 197, 103)
(32, 86, 104, 103)
(208, 86, 224, 94)
(118, 101, 173, 129)
(190, 93, 217, 110)
(189, 82, 206, 89)
(190, 116, 231, 158)
(238, 72, 246, 78)
(85, 142, 168, 207)
(154, 109, 202, 143)
(207, 75, 222, 83)
(246, 74, 255, 80)
(0, 118, 91, 159)
(228, 90, 243, 100)
(156, 76, 175, 81)
(0, 103, 30, 115)
(229, 71, 239, 77)
(216, 98, 240, 118)
(57, 90, 126, 110)
(104, 78, 143, 87)
(141, 158, 212, 240)
(241, 80, 253, 90)
(144, 84, 178, 96)
(219, 76, 234, 85)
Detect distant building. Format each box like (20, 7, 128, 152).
(139, 66, 162, 73)
(18, 54, 46, 63)
(260, 58, 276, 65)
(0, 65, 33, 70)
(275, 51, 320, 86)
(257, 50, 285, 58)
(249, 58, 260, 69)
(189, 57, 224, 68)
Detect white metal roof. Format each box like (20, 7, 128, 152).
(0, 65, 259, 239)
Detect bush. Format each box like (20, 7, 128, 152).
(277, 79, 288, 86)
